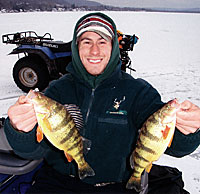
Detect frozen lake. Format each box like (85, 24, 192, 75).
(0, 11, 200, 193)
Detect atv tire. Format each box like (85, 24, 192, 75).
(13, 56, 50, 93)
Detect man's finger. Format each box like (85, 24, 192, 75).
(176, 116, 200, 129)
(179, 100, 192, 110)
(176, 108, 199, 121)
(17, 116, 37, 132)
(18, 95, 28, 104)
(176, 122, 198, 134)
(176, 124, 192, 135)
(9, 103, 34, 116)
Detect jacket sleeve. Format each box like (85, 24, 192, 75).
(4, 118, 49, 159)
(165, 129, 200, 157)
(133, 78, 200, 158)
(3, 82, 61, 160)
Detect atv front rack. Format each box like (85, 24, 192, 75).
(2, 31, 53, 45)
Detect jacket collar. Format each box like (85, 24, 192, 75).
(66, 61, 122, 90)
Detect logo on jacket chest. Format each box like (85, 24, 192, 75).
(106, 96, 127, 115)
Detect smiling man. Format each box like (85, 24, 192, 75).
(70, 13, 120, 89)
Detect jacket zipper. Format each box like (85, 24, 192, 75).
(85, 88, 95, 125)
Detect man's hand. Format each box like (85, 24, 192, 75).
(7, 95, 37, 132)
(176, 100, 200, 135)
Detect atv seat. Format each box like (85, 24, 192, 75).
(0, 125, 43, 193)
(0, 125, 42, 194)
(0, 126, 42, 175)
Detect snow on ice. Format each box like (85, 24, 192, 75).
(0, 11, 200, 193)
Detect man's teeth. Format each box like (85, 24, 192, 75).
(89, 59, 101, 63)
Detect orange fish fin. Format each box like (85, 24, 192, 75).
(145, 162, 153, 173)
(168, 132, 174, 147)
(42, 116, 53, 131)
(162, 125, 170, 139)
(36, 126, 43, 143)
(64, 152, 73, 162)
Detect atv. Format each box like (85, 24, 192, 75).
(2, 31, 138, 93)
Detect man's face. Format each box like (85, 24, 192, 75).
(78, 31, 112, 76)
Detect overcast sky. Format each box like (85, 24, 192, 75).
(88, 0, 200, 9)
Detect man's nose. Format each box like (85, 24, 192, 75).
(90, 43, 100, 55)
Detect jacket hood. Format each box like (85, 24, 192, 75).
(71, 12, 120, 88)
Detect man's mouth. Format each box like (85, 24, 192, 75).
(88, 59, 102, 64)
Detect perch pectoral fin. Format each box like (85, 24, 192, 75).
(145, 162, 152, 173)
(36, 126, 43, 143)
(64, 152, 74, 162)
(168, 133, 174, 148)
(42, 116, 53, 131)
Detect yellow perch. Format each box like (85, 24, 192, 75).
(26, 89, 95, 180)
(126, 99, 180, 191)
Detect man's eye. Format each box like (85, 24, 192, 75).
(83, 41, 90, 45)
(99, 41, 107, 45)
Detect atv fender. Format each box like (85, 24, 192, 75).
(9, 45, 71, 65)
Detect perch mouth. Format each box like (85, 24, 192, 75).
(26, 89, 39, 103)
(169, 98, 180, 109)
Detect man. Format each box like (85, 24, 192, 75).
(4, 12, 200, 193)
